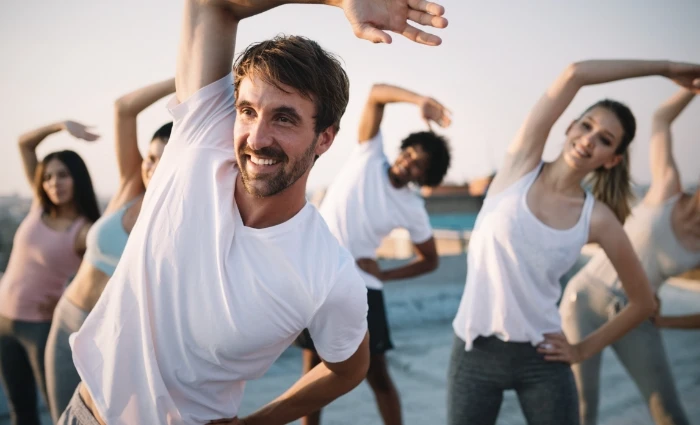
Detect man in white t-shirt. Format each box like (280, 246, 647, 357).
(296, 84, 452, 425)
(57, 1, 449, 424)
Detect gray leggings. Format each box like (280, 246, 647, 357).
(560, 276, 689, 425)
(45, 296, 89, 423)
(447, 335, 579, 425)
(0, 314, 51, 425)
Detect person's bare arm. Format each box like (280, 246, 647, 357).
(541, 202, 656, 363)
(73, 222, 93, 256)
(358, 238, 438, 282)
(644, 89, 696, 204)
(490, 60, 700, 196)
(654, 314, 700, 329)
(18, 121, 99, 189)
(358, 83, 451, 143)
(178, 0, 449, 104)
(113, 78, 176, 187)
(240, 334, 370, 425)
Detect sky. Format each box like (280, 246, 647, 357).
(1, 0, 699, 199)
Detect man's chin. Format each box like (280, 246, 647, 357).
(241, 178, 284, 199)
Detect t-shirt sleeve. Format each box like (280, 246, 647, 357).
(405, 201, 433, 244)
(166, 73, 236, 153)
(307, 257, 368, 363)
(356, 130, 386, 159)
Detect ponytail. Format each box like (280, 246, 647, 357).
(580, 99, 636, 223)
(587, 151, 633, 223)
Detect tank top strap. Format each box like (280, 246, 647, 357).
(523, 161, 545, 191)
(122, 195, 143, 211)
(67, 215, 89, 241)
(580, 190, 596, 233)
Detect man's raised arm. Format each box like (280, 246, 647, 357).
(176, 0, 449, 102)
(358, 83, 451, 142)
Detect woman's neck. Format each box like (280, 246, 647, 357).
(540, 157, 589, 196)
(50, 203, 80, 220)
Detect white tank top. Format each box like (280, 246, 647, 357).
(574, 194, 700, 294)
(453, 162, 595, 350)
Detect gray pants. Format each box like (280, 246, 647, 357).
(57, 387, 100, 425)
(560, 276, 689, 425)
(46, 296, 89, 422)
(447, 335, 579, 425)
(0, 314, 51, 425)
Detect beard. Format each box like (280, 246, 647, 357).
(238, 135, 318, 198)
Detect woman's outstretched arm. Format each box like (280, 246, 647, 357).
(490, 60, 700, 195)
(18, 121, 99, 189)
(113, 78, 176, 185)
(644, 89, 696, 204)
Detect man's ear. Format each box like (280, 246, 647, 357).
(315, 126, 337, 157)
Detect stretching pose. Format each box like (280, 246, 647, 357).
(449, 60, 700, 425)
(44, 78, 175, 421)
(297, 83, 451, 425)
(59, 0, 448, 424)
(0, 122, 99, 425)
(561, 88, 700, 425)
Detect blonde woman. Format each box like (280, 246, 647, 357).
(562, 87, 700, 425)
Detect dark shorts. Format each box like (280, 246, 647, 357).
(296, 288, 393, 355)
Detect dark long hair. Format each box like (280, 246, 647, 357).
(34, 150, 101, 222)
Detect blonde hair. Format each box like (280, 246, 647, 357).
(586, 151, 634, 223)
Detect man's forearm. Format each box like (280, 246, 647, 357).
(214, 0, 341, 19)
(381, 257, 438, 282)
(242, 363, 362, 425)
(370, 84, 425, 107)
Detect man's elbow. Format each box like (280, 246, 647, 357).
(369, 84, 390, 102)
(114, 97, 135, 117)
(426, 255, 439, 272)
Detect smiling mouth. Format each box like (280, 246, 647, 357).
(247, 154, 283, 168)
(573, 143, 591, 158)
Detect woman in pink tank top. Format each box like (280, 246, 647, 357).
(0, 121, 100, 425)
(41, 78, 175, 422)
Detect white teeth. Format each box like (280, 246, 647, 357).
(574, 145, 589, 158)
(250, 156, 279, 166)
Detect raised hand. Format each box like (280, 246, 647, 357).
(420, 97, 451, 131)
(62, 120, 100, 142)
(666, 62, 700, 93)
(340, 0, 448, 46)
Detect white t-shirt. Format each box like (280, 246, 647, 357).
(319, 132, 433, 290)
(452, 162, 595, 350)
(70, 74, 368, 425)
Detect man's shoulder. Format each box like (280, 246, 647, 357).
(298, 207, 356, 267)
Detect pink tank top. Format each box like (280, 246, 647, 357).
(0, 205, 85, 322)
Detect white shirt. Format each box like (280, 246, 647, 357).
(319, 132, 433, 289)
(452, 163, 595, 350)
(70, 74, 368, 425)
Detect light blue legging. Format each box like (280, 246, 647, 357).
(560, 276, 689, 425)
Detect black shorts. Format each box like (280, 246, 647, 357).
(295, 288, 393, 355)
